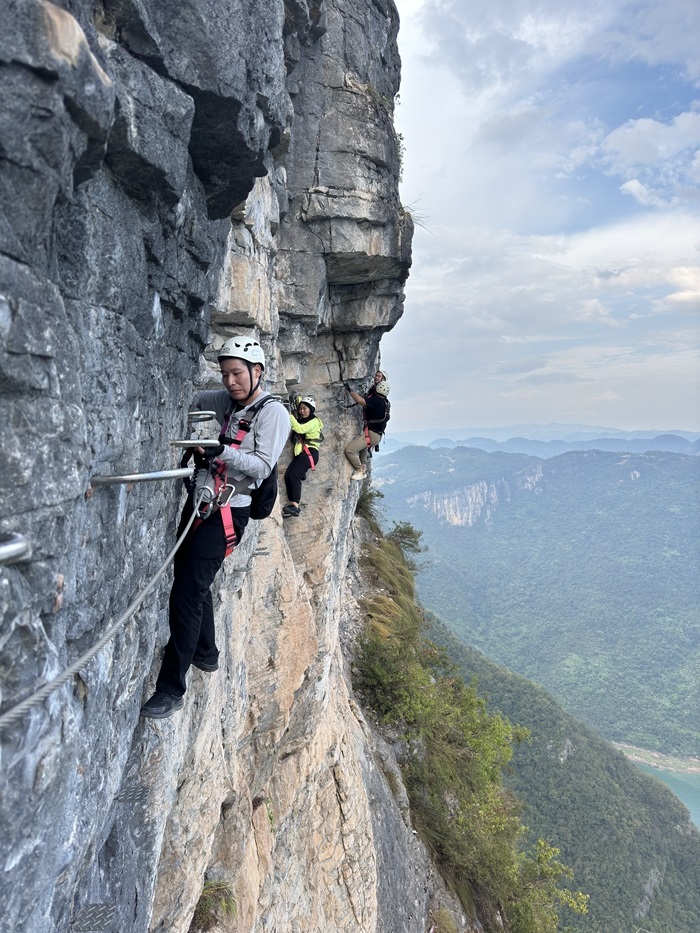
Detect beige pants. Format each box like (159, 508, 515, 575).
(344, 430, 382, 470)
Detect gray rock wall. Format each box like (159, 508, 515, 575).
(0, 3, 461, 932)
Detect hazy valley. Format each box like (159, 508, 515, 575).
(371, 435, 700, 930)
(375, 441, 699, 755)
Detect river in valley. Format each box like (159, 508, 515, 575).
(635, 763, 700, 828)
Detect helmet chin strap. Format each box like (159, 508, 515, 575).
(239, 362, 262, 405)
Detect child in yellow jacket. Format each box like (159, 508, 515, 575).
(283, 396, 323, 517)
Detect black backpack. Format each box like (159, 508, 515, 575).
(248, 464, 277, 520)
(366, 396, 390, 434)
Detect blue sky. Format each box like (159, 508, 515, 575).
(382, 0, 700, 433)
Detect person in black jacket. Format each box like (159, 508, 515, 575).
(343, 380, 390, 480)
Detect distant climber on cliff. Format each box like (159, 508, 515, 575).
(282, 395, 324, 517)
(141, 336, 289, 719)
(343, 378, 390, 481)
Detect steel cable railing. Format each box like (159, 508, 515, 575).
(0, 505, 199, 731)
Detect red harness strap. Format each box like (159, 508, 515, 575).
(218, 420, 250, 557)
(303, 443, 316, 470)
(216, 415, 253, 557)
(190, 397, 272, 558)
(192, 458, 237, 557)
(190, 414, 253, 558)
(219, 508, 237, 557)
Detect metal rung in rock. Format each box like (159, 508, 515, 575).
(169, 439, 222, 448)
(116, 784, 149, 804)
(91, 468, 193, 486)
(0, 532, 30, 565)
(72, 904, 116, 931)
(188, 410, 216, 422)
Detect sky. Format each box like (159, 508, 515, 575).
(382, 0, 700, 434)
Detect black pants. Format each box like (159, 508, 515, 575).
(156, 501, 248, 697)
(285, 448, 319, 503)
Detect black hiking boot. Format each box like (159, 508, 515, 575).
(140, 691, 184, 719)
(192, 656, 219, 672)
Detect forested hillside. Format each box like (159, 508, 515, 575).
(374, 446, 700, 754)
(425, 616, 700, 933)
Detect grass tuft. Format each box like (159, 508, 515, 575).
(191, 879, 237, 931)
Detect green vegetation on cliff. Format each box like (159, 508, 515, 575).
(426, 616, 700, 933)
(354, 531, 587, 932)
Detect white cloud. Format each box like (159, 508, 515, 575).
(388, 0, 700, 432)
(597, 0, 700, 81)
(603, 112, 700, 171)
(600, 111, 700, 204)
(575, 299, 620, 327)
(619, 179, 666, 207)
(663, 267, 700, 310)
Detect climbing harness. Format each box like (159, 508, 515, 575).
(190, 457, 237, 557)
(182, 395, 278, 556)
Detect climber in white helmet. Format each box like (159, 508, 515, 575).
(282, 395, 324, 517)
(141, 335, 289, 719)
(343, 373, 391, 481)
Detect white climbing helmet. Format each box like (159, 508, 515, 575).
(297, 395, 316, 412)
(218, 335, 265, 369)
(375, 381, 390, 397)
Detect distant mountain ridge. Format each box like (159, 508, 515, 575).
(391, 422, 700, 445)
(429, 433, 700, 457)
(379, 427, 700, 458)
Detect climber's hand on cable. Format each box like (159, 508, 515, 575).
(343, 381, 352, 393)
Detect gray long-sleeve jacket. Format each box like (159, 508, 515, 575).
(194, 389, 290, 509)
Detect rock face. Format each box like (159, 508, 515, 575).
(0, 3, 467, 933)
(407, 481, 511, 528)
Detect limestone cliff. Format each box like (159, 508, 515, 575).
(0, 2, 468, 932)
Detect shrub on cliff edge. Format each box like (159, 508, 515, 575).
(354, 533, 588, 932)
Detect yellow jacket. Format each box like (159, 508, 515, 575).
(289, 414, 323, 456)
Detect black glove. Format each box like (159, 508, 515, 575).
(194, 444, 224, 469)
(343, 381, 352, 393)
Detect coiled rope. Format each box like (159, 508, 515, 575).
(0, 505, 200, 732)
